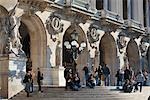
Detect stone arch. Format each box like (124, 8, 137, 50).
(20, 14, 47, 71)
(62, 24, 88, 81)
(126, 39, 140, 74)
(99, 33, 118, 85)
(0, 5, 8, 16)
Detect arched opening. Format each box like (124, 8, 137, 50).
(99, 33, 118, 85)
(20, 14, 47, 73)
(62, 24, 88, 82)
(19, 22, 31, 71)
(126, 39, 140, 74)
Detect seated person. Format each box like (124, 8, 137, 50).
(72, 73, 81, 91)
(123, 79, 133, 93)
(66, 73, 74, 90)
(86, 74, 95, 88)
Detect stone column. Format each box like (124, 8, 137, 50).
(0, 57, 8, 99)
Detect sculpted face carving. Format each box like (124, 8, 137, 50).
(87, 25, 100, 43)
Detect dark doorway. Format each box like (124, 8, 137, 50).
(19, 22, 31, 71)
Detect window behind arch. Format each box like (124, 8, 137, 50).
(96, 0, 103, 10)
(123, 0, 128, 19)
(143, 0, 146, 27)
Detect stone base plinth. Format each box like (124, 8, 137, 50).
(0, 56, 26, 99)
(40, 67, 65, 87)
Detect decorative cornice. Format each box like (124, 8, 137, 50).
(18, 0, 53, 13)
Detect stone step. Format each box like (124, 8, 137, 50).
(9, 86, 150, 100)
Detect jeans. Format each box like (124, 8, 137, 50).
(105, 75, 110, 86)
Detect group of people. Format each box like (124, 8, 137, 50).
(64, 63, 150, 94)
(23, 68, 43, 97)
(64, 68, 81, 91)
(82, 64, 110, 88)
(115, 67, 149, 93)
(64, 63, 111, 91)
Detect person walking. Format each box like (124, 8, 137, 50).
(37, 68, 43, 93)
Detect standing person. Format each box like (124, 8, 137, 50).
(94, 68, 99, 86)
(134, 71, 145, 92)
(98, 65, 102, 86)
(23, 71, 32, 97)
(37, 68, 43, 93)
(98, 65, 103, 86)
(102, 64, 110, 86)
(83, 65, 89, 86)
(64, 67, 69, 89)
(29, 69, 35, 93)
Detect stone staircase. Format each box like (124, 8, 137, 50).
(9, 86, 150, 100)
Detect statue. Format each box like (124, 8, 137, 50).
(9, 13, 22, 50)
(0, 18, 9, 55)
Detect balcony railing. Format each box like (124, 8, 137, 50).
(64, 0, 91, 10)
(72, 0, 89, 8)
(124, 19, 145, 32)
(98, 10, 124, 24)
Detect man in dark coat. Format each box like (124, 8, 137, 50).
(37, 67, 43, 92)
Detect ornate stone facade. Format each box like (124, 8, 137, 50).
(0, 0, 150, 99)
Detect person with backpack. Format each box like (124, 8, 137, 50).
(37, 67, 43, 93)
(23, 71, 32, 97)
